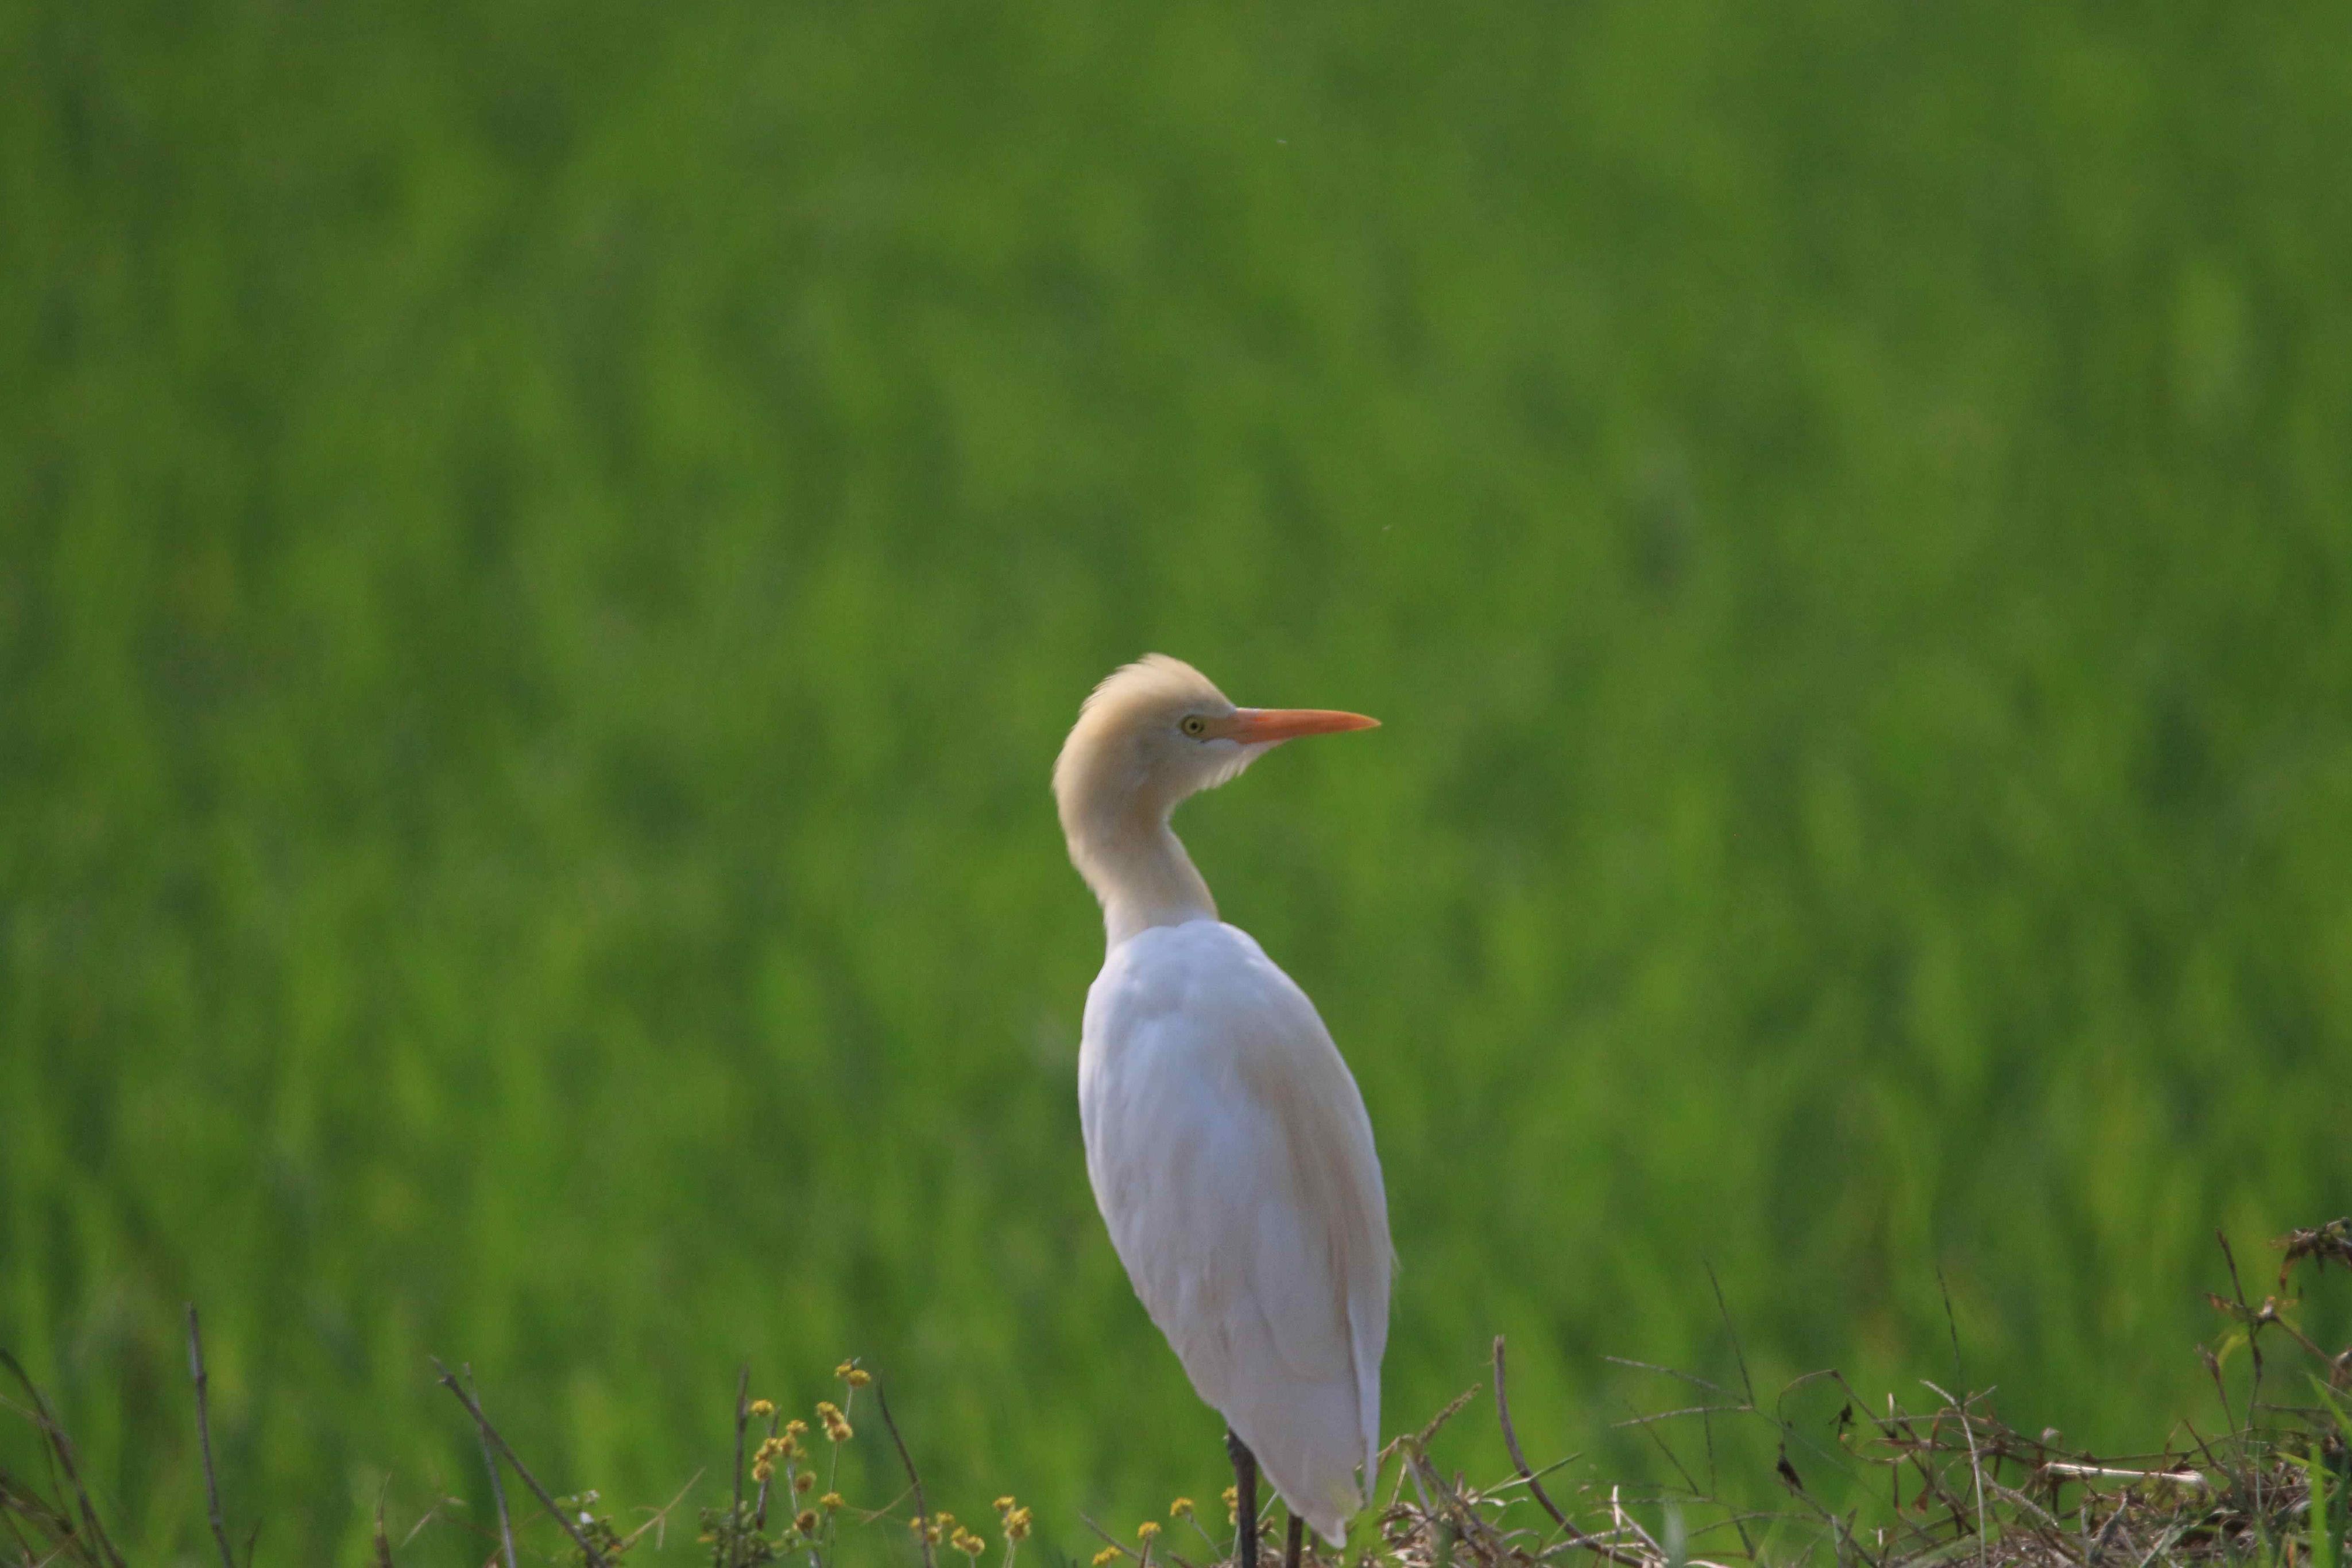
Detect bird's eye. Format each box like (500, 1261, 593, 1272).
(1181, 715, 1208, 737)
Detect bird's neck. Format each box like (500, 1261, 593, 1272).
(1067, 804, 1218, 949)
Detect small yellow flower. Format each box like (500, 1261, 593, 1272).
(784, 1419, 809, 1438)
(846, 1368, 872, 1387)
(954, 1528, 987, 1558)
(1093, 1550, 1122, 1567)
(1170, 1499, 1194, 1519)
(1006, 1507, 1034, 1542)
(752, 1459, 775, 1484)
(748, 1397, 776, 1419)
(796, 1509, 821, 1535)
(1138, 1522, 1162, 1543)
(1221, 1488, 1238, 1509)
(935, 1512, 956, 1531)
(995, 1497, 1018, 1515)
(815, 1399, 853, 1442)
(821, 1492, 845, 1512)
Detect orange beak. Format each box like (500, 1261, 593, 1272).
(1216, 707, 1382, 744)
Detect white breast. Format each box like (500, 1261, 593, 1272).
(1078, 919, 1391, 1544)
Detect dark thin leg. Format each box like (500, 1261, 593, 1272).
(1225, 1429, 1258, 1568)
(1285, 1512, 1303, 1568)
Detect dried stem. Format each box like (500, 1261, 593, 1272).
(185, 1306, 238, 1568)
(431, 1358, 609, 1567)
(730, 1365, 749, 1568)
(463, 1367, 519, 1568)
(1492, 1337, 1569, 1530)
(876, 1378, 933, 1568)
(2042, 1465, 2208, 1489)
(0, 1346, 126, 1568)
(372, 1481, 397, 1568)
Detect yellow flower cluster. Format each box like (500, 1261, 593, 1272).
(1092, 1549, 1121, 1567)
(1170, 1498, 1194, 1520)
(749, 1430, 802, 1483)
(1137, 1522, 1162, 1543)
(821, 1492, 845, 1512)
(748, 1398, 776, 1419)
(815, 1399, 853, 1442)
(996, 1496, 1034, 1541)
(1222, 1486, 1240, 1525)
(834, 1360, 873, 1387)
(953, 1527, 988, 1557)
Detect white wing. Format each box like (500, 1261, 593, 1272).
(1080, 921, 1391, 1544)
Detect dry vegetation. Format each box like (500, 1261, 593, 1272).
(6, 1225, 2346, 1568)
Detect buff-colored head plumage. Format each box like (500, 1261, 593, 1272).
(1053, 656, 1244, 838)
(1053, 656, 1378, 944)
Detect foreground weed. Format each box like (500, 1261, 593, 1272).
(3, 1222, 2346, 1568)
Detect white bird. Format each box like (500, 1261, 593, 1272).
(1055, 655, 1392, 1567)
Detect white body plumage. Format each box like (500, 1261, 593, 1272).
(1080, 920, 1390, 1542)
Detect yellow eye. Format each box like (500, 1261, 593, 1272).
(1181, 715, 1208, 737)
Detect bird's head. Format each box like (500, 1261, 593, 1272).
(1053, 655, 1379, 836)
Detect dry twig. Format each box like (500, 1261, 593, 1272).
(431, 1357, 609, 1567)
(185, 1306, 239, 1568)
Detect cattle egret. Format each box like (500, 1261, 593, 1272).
(1054, 655, 1392, 1568)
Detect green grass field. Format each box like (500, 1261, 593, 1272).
(5, 1, 2350, 1561)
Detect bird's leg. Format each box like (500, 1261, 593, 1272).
(1284, 1512, 1304, 1568)
(1225, 1428, 1259, 1568)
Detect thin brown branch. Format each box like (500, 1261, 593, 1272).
(1937, 1271, 1966, 1394)
(372, 1481, 396, 1568)
(875, 1377, 933, 1568)
(2216, 1233, 2261, 1415)
(462, 1368, 519, 1568)
(186, 1306, 238, 1568)
(0, 1347, 126, 1568)
(431, 1358, 608, 1568)
(1490, 1341, 1568, 1537)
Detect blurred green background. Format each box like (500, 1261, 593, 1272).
(6, 0, 2350, 1561)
